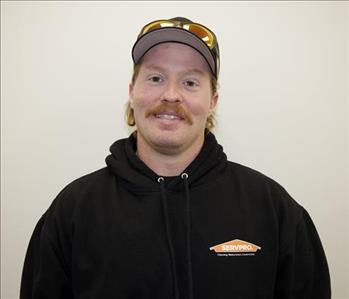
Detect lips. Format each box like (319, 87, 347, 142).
(154, 112, 184, 120)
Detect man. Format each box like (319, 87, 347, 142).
(20, 17, 331, 298)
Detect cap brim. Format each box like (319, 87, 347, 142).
(132, 28, 216, 76)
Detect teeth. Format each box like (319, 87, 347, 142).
(156, 114, 180, 120)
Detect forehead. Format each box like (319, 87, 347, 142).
(141, 42, 211, 75)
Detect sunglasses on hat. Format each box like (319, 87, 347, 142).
(139, 18, 217, 50)
(133, 17, 220, 78)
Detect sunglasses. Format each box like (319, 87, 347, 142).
(140, 19, 217, 50)
(137, 18, 220, 77)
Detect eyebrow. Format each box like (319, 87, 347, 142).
(144, 64, 207, 77)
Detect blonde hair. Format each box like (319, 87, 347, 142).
(126, 63, 218, 131)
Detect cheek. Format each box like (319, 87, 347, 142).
(132, 90, 155, 110)
(185, 95, 213, 118)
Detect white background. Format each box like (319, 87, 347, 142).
(1, 1, 348, 298)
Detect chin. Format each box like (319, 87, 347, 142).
(153, 130, 204, 155)
(152, 134, 185, 150)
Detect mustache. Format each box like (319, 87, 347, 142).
(145, 103, 193, 125)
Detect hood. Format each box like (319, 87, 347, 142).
(105, 131, 228, 193)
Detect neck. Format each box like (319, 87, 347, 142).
(136, 133, 205, 177)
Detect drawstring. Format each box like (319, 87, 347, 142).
(181, 173, 194, 299)
(158, 173, 194, 299)
(158, 177, 180, 299)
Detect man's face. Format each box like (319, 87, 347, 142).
(129, 42, 218, 155)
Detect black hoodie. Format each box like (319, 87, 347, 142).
(20, 132, 331, 299)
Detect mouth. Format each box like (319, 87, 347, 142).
(153, 112, 184, 121)
(145, 103, 193, 125)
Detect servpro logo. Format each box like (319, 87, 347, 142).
(209, 239, 261, 256)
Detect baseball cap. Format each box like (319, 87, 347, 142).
(131, 17, 220, 78)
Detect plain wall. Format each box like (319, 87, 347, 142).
(1, 1, 348, 298)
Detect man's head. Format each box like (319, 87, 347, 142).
(127, 17, 220, 155)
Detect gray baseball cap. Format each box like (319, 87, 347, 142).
(131, 17, 220, 78)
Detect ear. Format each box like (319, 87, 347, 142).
(210, 92, 219, 110)
(129, 83, 134, 108)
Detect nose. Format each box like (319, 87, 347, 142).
(161, 81, 181, 103)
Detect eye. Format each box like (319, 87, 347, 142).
(148, 75, 164, 83)
(183, 79, 199, 88)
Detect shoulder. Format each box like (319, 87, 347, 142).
(56, 167, 112, 197)
(226, 160, 304, 221)
(227, 160, 271, 183)
(44, 167, 113, 216)
(226, 160, 287, 192)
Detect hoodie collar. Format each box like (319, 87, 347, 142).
(105, 130, 227, 193)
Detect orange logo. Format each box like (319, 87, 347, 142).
(210, 239, 261, 253)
